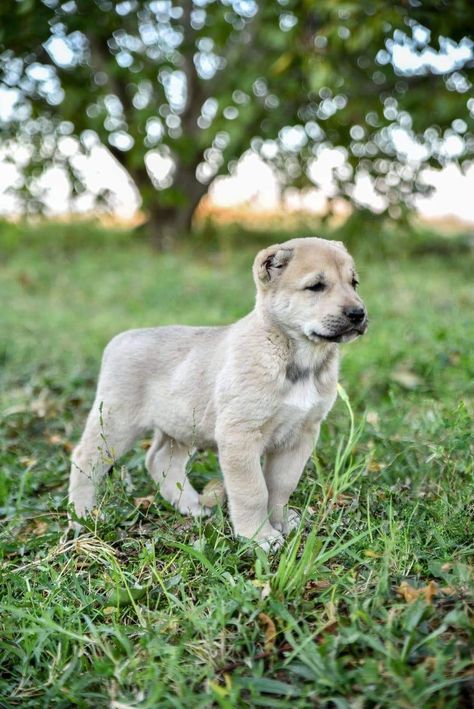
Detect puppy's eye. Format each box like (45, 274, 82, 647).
(352, 278, 359, 289)
(306, 282, 326, 292)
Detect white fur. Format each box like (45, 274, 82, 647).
(283, 378, 319, 411)
(68, 237, 366, 549)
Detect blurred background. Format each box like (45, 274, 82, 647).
(0, 0, 473, 243)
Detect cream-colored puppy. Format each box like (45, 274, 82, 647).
(69, 237, 367, 549)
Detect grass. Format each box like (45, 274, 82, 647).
(0, 220, 473, 707)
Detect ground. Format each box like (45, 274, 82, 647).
(0, 221, 473, 708)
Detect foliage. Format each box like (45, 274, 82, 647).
(0, 1, 473, 243)
(0, 222, 473, 706)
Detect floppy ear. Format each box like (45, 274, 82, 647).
(253, 246, 294, 286)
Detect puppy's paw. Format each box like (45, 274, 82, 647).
(67, 504, 102, 535)
(63, 517, 84, 542)
(164, 485, 213, 518)
(181, 499, 213, 518)
(237, 525, 284, 553)
(256, 529, 285, 553)
(67, 518, 83, 534)
(272, 509, 301, 535)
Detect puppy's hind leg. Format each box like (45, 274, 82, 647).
(69, 405, 140, 522)
(145, 433, 211, 517)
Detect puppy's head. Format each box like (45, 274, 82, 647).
(253, 237, 367, 344)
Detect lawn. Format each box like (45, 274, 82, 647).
(0, 221, 473, 708)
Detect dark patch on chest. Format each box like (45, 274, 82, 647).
(286, 362, 311, 383)
(286, 346, 337, 385)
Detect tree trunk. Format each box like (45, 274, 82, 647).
(103, 2, 211, 250)
(142, 171, 209, 249)
(109, 146, 209, 249)
(143, 201, 195, 249)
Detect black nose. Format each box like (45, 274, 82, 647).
(344, 306, 365, 324)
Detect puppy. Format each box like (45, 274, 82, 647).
(69, 237, 367, 549)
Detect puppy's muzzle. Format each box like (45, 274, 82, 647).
(343, 305, 368, 336)
(311, 307, 368, 343)
(343, 306, 366, 325)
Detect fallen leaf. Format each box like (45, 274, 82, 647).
(32, 519, 49, 536)
(397, 580, 438, 604)
(306, 579, 331, 591)
(441, 586, 456, 595)
(47, 434, 74, 453)
(258, 612, 277, 653)
(17, 272, 34, 288)
(397, 582, 419, 603)
(326, 487, 352, 506)
(367, 460, 385, 473)
(134, 495, 155, 510)
(316, 621, 339, 642)
(423, 656, 438, 671)
(421, 581, 438, 603)
(335, 493, 352, 507)
(364, 549, 382, 559)
(17, 517, 49, 541)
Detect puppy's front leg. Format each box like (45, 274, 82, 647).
(218, 432, 283, 550)
(264, 428, 318, 534)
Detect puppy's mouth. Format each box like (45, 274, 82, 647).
(309, 322, 368, 344)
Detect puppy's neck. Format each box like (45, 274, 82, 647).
(289, 338, 337, 379)
(252, 305, 338, 378)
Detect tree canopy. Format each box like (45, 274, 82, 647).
(1, 0, 473, 244)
